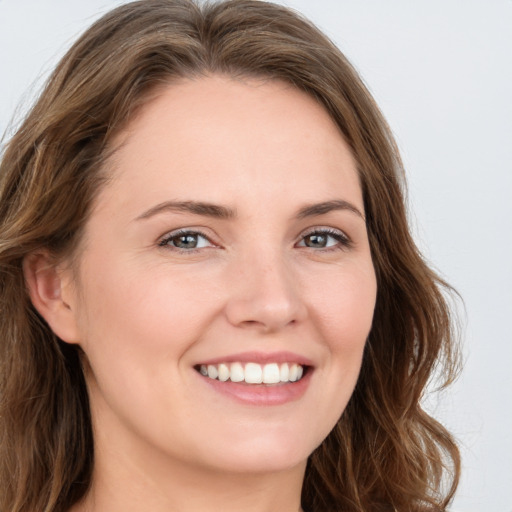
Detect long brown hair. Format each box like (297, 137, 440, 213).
(0, 1, 460, 511)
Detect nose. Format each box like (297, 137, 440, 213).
(224, 251, 308, 333)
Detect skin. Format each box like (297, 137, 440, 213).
(26, 75, 377, 512)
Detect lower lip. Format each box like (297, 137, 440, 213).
(197, 370, 312, 406)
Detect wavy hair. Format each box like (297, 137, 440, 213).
(0, 1, 460, 511)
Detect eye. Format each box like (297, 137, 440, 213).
(297, 228, 350, 250)
(159, 230, 214, 250)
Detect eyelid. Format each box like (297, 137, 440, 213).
(158, 228, 217, 250)
(296, 226, 352, 249)
(156, 225, 352, 252)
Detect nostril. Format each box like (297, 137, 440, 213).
(225, 296, 306, 333)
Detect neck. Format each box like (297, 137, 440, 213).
(70, 375, 310, 512)
(72, 462, 306, 512)
(70, 428, 306, 512)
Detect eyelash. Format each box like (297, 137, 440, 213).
(158, 227, 351, 253)
(158, 229, 214, 253)
(296, 228, 352, 251)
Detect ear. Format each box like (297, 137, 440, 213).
(23, 251, 81, 344)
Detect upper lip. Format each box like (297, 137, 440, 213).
(195, 351, 314, 367)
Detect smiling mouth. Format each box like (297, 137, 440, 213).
(195, 362, 307, 385)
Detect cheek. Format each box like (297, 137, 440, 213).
(297, 262, 376, 443)
(306, 261, 377, 350)
(72, 261, 207, 428)
(73, 259, 226, 405)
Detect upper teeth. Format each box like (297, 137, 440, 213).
(199, 362, 304, 384)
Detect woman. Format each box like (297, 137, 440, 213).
(0, 1, 460, 511)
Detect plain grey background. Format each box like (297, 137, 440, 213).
(1, 1, 511, 511)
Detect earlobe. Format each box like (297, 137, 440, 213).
(23, 251, 80, 344)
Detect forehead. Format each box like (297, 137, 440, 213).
(99, 74, 362, 216)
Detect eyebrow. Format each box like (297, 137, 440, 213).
(296, 200, 365, 221)
(135, 199, 364, 222)
(135, 201, 236, 221)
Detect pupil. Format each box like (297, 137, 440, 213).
(306, 234, 326, 247)
(176, 234, 197, 248)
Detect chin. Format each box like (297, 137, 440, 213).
(206, 450, 308, 475)
(187, 427, 319, 475)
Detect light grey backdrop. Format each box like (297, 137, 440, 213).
(1, 1, 511, 511)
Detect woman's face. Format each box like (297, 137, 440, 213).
(64, 76, 377, 476)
